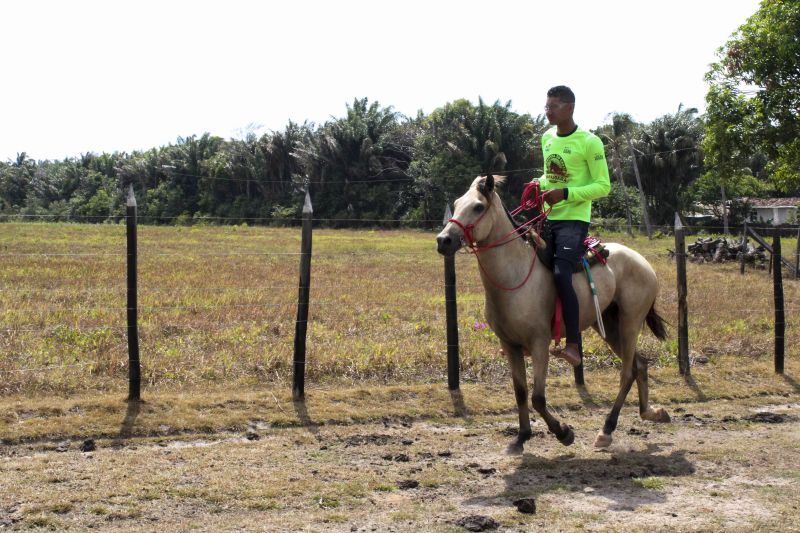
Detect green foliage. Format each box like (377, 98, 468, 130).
(632, 105, 705, 224)
(686, 171, 772, 225)
(705, 0, 800, 190)
(2, 35, 792, 229)
(409, 98, 546, 226)
(770, 139, 800, 192)
(80, 189, 112, 219)
(593, 184, 642, 223)
(633, 476, 666, 490)
(594, 110, 705, 227)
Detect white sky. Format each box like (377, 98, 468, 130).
(1, 0, 761, 162)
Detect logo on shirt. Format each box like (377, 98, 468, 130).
(594, 153, 604, 161)
(545, 154, 568, 183)
(563, 147, 572, 154)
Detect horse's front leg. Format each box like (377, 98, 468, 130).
(594, 331, 638, 448)
(501, 341, 532, 455)
(530, 339, 574, 446)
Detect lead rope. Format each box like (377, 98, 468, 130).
(448, 182, 550, 292)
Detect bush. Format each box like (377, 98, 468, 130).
(594, 185, 641, 223)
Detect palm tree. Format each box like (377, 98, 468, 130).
(0, 153, 35, 209)
(632, 105, 704, 226)
(295, 98, 412, 222)
(596, 113, 641, 235)
(409, 98, 547, 225)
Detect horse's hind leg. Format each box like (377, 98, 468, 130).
(594, 320, 637, 448)
(635, 353, 670, 423)
(502, 341, 532, 455)
(529, 340, 574, 446)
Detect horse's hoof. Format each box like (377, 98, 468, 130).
(594, 431, 613, 448)
(642, 407, 671, 423)
(557, 424, 574, 446)
(506, 440, 525, 455)
(653, 408, 671, 423)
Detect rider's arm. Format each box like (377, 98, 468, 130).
(565, 136, 610, 202)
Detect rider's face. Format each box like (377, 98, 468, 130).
(544, 97, 574, 126)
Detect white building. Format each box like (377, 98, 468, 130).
(746, 198, 799, 225)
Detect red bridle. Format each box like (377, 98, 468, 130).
(446, 206, 489, 250)
(447, 181, 550, 291)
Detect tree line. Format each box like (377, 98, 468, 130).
(2, 1, 797, 230)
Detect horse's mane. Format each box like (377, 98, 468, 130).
(473, 174, 544, 248)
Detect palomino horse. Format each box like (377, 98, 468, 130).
(436, 175, 670, 453)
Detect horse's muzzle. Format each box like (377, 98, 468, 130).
(436, 229, 463, 256)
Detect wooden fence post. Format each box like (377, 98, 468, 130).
(443, 203, 460, 390)
(794, 225, 799, 280)
(766, 225, 772, 274)
(773, 228, 784, 374)
(293, 190, 313, 400)
(126, 185, 141, 401)
(740, 222, 748, 275)
(748, 224, 797, 277)
(675, 213, 690, 375)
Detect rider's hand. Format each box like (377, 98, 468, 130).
(543, 188, 567, 205)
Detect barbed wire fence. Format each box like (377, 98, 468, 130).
(1, 192, 797, 399)
(0, 190, 492, 397)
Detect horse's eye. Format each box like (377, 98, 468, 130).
(474, 204, 485, 213)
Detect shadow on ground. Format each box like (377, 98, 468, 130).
(464, 443, 695, 512)
(293, 400, 320, 435)
(450, 389, 470, 418)
(111, 400, 141, 446)
(684, 375, 708, 401)
(781, 373, 800, 393)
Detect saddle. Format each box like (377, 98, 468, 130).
(535, 231, 609, 272)
(505, 210, 609, 345)
(504, 208, 608, 271)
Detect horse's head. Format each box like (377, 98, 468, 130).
(436, 174, 505, 256)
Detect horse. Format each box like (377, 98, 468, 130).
(436, 174, 670, 454)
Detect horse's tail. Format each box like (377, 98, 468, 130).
(645, 304, 668, 340)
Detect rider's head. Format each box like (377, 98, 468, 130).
(545, 86, 575, 127)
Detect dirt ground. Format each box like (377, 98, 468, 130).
(1, 391, 799, 532)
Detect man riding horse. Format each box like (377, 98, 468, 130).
(537, 85, 611, 367)
(436, 86, 670, 452)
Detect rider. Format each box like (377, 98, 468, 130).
(535, 85, 610, 367)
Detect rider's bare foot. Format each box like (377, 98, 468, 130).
(551, 343, 582, 367)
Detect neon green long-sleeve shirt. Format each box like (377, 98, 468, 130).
(538, 126, 611, 222)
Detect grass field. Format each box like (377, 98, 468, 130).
(1, 222, 799, 531)
(1, 222, 796, 396)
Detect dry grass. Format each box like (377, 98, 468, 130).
(0, 373, 797, 532)
(1, 222, 797, 397)
(0, 355, 797, 445)
(2, 222, 799, 531)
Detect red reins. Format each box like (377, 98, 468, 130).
(447, 181, 550, 291)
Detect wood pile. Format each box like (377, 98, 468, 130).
(690, 237, 767, 266)
(672, 237, 768, 267)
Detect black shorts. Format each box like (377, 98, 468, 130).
(542, 220, 590, 268)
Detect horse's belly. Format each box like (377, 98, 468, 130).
(486, 306, 551, 347)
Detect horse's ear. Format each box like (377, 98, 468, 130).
(478, 174, 495, 198)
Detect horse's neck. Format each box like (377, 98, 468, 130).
(476, 201, 543, 294)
